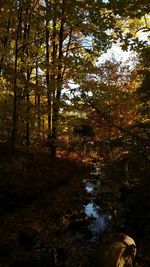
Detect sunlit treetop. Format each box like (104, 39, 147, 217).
(108, 0, 150, 17)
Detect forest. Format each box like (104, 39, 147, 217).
(0, 0, 150, 266)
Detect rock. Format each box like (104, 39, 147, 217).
(93, 233, 136, 267)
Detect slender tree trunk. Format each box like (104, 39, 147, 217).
(50, 13, 57, 156)
(26, 69, 30, 147)
(38, 94, 41, 138)
(35, 64, 41, 139)
(42, 115, 45, 140)
(11, 1, 22, 153)
(51, 0, 65, 158)
(24, 4, 31, 147)
(12, 40, 18, 153)
(45, 0, 51, 137)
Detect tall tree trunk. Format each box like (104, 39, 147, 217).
(45, 0, 51, 137)
(35, 64, 41, 139)
(26, 69, 30, 147)
(42, 114, 45, 140)
(24, 4, 31, 147)
(50, 12, 57, 156)
(11, 1, 22, 153)
(11, 36, 19, 153)
(51, 0, 65, 158)
(38, 94, 41, 138)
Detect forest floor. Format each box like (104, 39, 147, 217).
(0, 146, 150, 267)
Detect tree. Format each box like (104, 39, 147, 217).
(0, 0, 149, 158)
(130, 46, 150, 158)
(40, 0, 118, 157)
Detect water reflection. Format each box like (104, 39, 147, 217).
(84, 202, 111, 236)
(89, 216, 106, 235)
(85, 202, 99, 218)
(85, 182, 94, 193)
(84, 168, 112, 238)
(85, 179, 101, 194)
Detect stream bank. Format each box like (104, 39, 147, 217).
(0, 151, 121, 267)
(0, 150, 149, 266)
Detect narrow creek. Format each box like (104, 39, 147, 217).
(33, 162, 122, 267)
(9, 163, 121, 267)
(2, 156, 147, 267)
(83, 164, 113, 241)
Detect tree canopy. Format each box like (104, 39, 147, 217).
(0, 0, 149, 157)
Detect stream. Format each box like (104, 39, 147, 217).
(9, 163, 121, 267)
(84, 176, 112, 239)
(1, 153, 149, 267)
(37, 164, 116, 266)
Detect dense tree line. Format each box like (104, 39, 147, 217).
(0, 0, 149, 157)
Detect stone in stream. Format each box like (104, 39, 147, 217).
(87, 233, 136, 267)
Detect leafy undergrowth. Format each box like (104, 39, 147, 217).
(0, 149, 92, 267)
